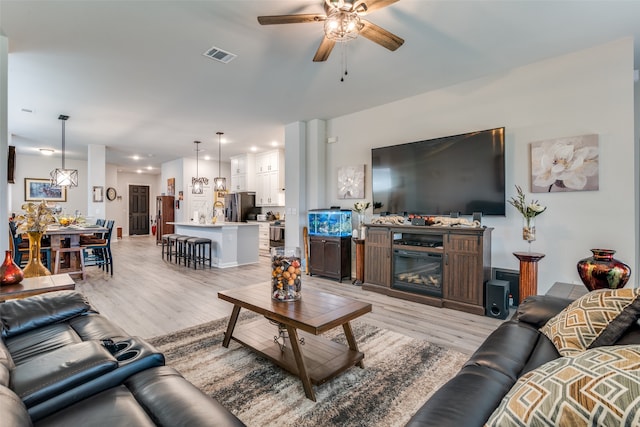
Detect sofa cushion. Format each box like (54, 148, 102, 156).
(485, 345, 640, 426)
(539, 288, 640, 356)
(1, 291, 93, 339)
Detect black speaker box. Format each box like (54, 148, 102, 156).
(485, 279, 510, 320)
(494, 268, 520, 306)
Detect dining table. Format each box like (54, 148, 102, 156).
(45, 224, 109, 279)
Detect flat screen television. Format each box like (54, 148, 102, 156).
(371, 127, 505, 216)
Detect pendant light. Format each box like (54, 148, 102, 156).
(191, 140, 207, 194)
(50, 115, 78, 188)
(214, 132, 226, 191)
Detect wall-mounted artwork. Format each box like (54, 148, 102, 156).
(337, 165, 365, 199)
(92, 186, 104, 203)
(530, 134, 599, 193)
(24, 178, 67, 202)
(167, 178, 175, 196)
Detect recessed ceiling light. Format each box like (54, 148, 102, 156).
(271, 141, 279, 147)
(132, 155, 140, 160)
(204, 155, 211, 161)
(39, 148, 54, 155)
(136, 169, 142, 174)
(250, 146, 257, 152)
(146, 166, 153, 170)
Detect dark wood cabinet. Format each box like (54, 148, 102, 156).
(363, 224, 492, 315)
(363, 227, 392, 287)
(309, 236, 351, 282)
(156, 196, 175, 244)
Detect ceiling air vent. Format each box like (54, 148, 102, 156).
(202, 46, 237, 64)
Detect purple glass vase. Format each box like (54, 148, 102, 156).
(577, 249, 631, 291)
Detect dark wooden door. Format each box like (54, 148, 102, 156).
(129, 185, 150, 235)
(443, 234, 482, 305)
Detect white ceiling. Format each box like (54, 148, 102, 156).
(2, 0, 639, 174)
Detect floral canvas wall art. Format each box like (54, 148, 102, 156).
(530, 134, 599, 193)
(337, 165, 365, 199)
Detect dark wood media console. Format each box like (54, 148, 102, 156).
(363, 224, 492, 315)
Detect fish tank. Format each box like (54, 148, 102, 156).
(307, 209, 352, 237)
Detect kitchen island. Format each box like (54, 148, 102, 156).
(169, 222, 259, 268)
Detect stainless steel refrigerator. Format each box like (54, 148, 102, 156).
(224, 192, 256, 222)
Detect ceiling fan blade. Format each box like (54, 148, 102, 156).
(313, 37, 336, 62)
(354, 0, 399, 15)
(359, 19, 404, 51)
(257, 14, 326, 25)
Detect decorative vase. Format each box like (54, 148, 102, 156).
(358, 213, 367, 240)
(22, 231, 51, 278)
(271, 247, 302, 301)
(577, 249, 631, 291)
(0, 250, 24, 286)
(522, 217, 535, 243)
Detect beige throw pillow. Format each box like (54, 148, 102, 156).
(539, 288, 640, 357)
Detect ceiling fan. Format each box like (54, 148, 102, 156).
(257, 0, 404, 62)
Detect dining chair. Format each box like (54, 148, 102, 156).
(8, 221, 52, 269)
(82, 220, 114, 275)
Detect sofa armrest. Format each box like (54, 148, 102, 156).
(406, 365, 513, 427)
(1, 291, 94, 339)
(513, 295, 573, 328)
(125, 366, 246, 427)
(0, 385, 32, 427)
(11, 340, 117, 408)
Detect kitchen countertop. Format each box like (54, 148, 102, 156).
(168, 222, 258, 228)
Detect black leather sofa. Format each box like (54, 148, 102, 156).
(0, 291, 245, 426)
(406, 294, 640, 427)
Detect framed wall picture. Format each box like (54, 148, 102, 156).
(92, 186, 104, 202)
(167, 178, 175, 196)
(24, 178, 67, 202)
(337, 165, 365, 199)
(530, 134, 599, 193)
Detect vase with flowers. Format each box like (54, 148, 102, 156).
(353, 201, 370, 239)
(15, 200, 56, 278)
(508, 185, 546, 244)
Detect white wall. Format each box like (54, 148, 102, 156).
(10, 153, 88, 216)
(114, 171, 160, 236)
(323, 38, 636, 295)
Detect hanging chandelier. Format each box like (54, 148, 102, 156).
(323, 8, 362, 42)
(191, 140, 207, 194)
(214, 132, 226, 191)
(50, 114, 78, 188)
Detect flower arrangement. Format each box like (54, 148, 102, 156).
(509, 185, 546, 243)
(14, 201, 56, 233)
(508, 185, 546, 219)
(353, 201, 370, 215)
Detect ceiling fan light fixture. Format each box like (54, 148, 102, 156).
(324, 9, 362, 42)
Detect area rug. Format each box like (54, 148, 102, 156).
(149, 313, 467, 427)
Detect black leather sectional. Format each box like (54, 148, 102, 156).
(0, 291, 245, 426)
(406, 294, 640, 427)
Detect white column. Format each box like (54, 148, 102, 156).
(284, 121, 306, 252)
(0, 35, 9, 252)
(306, 119, 326, 209)
(87, 144, 106, 220)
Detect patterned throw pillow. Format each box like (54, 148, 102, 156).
(485, 345, 640, 426)
(539, 288, 640, 357)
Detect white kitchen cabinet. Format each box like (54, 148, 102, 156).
(255, 150, 284, 206)
(229, 153, 255, 192)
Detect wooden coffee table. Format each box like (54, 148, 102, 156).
(0, 273, 75, 302)
(218, 283, 372, 401)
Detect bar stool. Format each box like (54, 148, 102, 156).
(175, 235, 192, 265)
(161, 233, 179, 260)
(165, 234, 185, 262)
(186, 237, 212, 269)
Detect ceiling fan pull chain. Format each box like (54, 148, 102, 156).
(340, 42, 348, 82)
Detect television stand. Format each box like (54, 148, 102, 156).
(363, 224, 492, 315)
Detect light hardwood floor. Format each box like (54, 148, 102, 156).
(76, 235, 505, 355)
